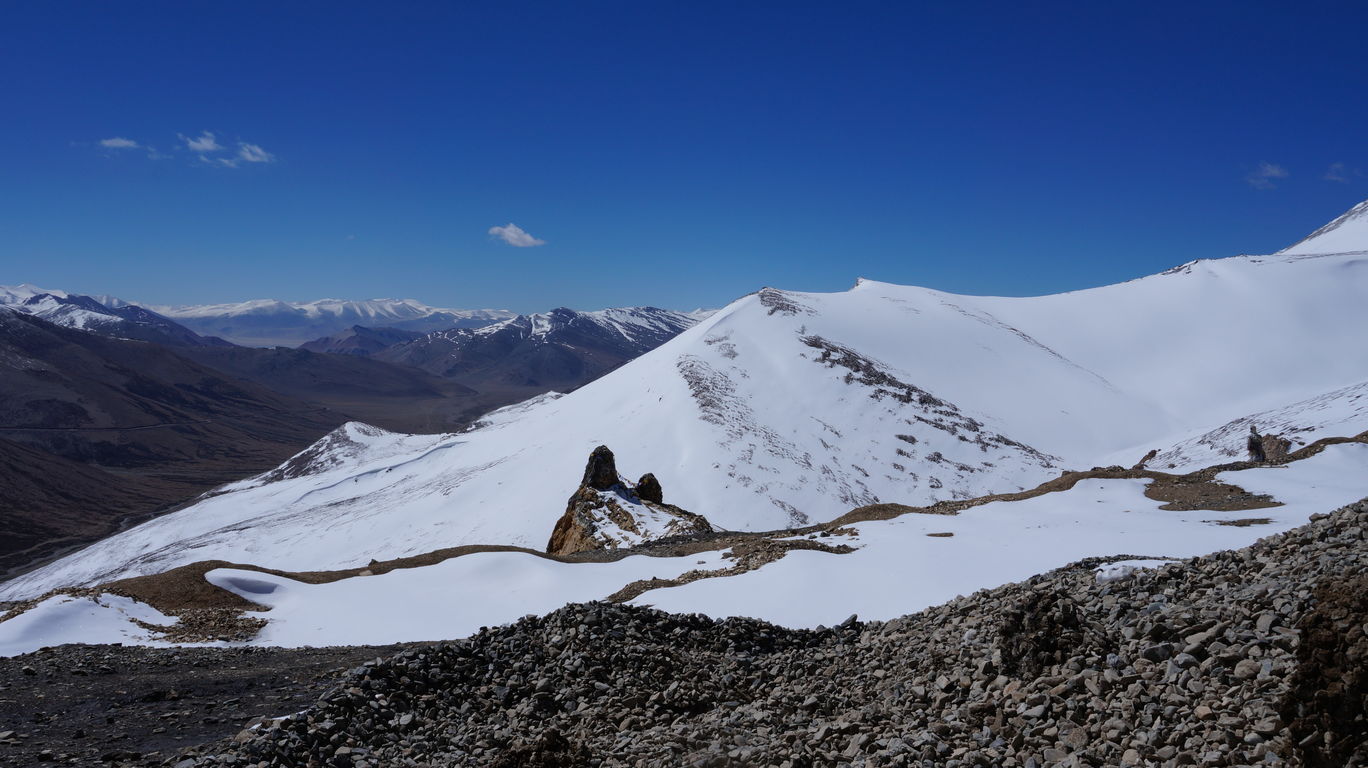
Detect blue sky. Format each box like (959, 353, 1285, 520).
(2, 1, 1366, 313)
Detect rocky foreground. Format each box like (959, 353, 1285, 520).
(153, 498, 1368, 768)
(0, 644, 419, 766)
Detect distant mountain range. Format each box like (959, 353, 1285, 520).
(146, 297, 516, 347)
(0, 284, 228, 347)
(372, 307, 708, 390)
(0, 287, 707, 579)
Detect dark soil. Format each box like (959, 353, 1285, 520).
(0, 643, 422, 767)
(1281, 573, 1368, 768)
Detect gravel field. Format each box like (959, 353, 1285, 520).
(0, 644, 423, 766)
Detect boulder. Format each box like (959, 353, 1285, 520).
(581, 445, 620, 490)
(636, 473, 664, 504)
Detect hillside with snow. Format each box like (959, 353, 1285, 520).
(4, 199, 1367, 605)
(1278, 198, 1368, 255)
(0, 284, 226, 346)
(150, 297, 515, 346)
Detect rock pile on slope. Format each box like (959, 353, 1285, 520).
(547, 446, 715, 555)
(183, 497, 1367, 767)
(1247, 427, 1294, 465)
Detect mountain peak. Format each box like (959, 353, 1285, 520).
(1278, 197, 1368, 256)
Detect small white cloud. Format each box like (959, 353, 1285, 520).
(1323, 162, 1357, 183)
(1245, 162, 1288, 190)
(181, 131, 224, 152)
(488, 222, 546, 247)
(99, 137, 138, 149)
(236, 143, 275, 163)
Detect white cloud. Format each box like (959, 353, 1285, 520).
(91, 131, 275, 169)
(181, 131, 224, 152)
(236, 143, 275, 163)
(1245, 162, 1288, 190)
(1323, 162, 1357, 183)
(488, 222, 546, 247)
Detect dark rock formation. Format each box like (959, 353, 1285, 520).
(580, 445, 620, 490)
(1248, 425, 1293, 463)
(636, 473, 664, 504)
(1248, 425, 1266, 462)
(548, 447, 714, 556)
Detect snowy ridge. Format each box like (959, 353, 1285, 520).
(151, 297, 503, 322)
(4, 201, 1368, 604)
(148, 297, 515, 346)
(470, 306, 702, 344)
(1149, 379, 1368, 471)
(0, 285, 222, 345)
(6, 442, 1366, 654)
(1279, 198, 1368, 255)
(0, 283, 70, 303)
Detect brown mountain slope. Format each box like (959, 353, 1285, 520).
(0, 437, 174, 577)
(173, 345, 512, 433)
(0, 310, 342, 578)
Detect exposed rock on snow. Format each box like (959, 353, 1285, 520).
(1152, 379, 1368, 471)
(548, 446, 715, 555)
(1248, 427, 1292, 463)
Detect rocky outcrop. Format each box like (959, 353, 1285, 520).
(1260, 432, 1292, 463)
(635, 473, 663, 504)
(547, 446, 715, 556)
(580, 445, 619, 490)
(1248, 425, 1294, 463)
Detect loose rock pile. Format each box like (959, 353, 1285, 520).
(185, 498, 1368, 767)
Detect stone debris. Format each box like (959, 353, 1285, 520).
(178, 498, 1368, 767)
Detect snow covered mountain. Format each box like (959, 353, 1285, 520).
(150, 298, 515, 347)
(0, 284, 227, 347)
(5, 199, 1368, 603)
(373, 306, 707, 389)
(1279, 198, 1368, 255)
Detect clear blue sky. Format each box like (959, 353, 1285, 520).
(2, 1, 1366, 313)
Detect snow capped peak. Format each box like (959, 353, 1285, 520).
(1277, 197, 1368, 255)
(471, 306, 701, 344)
(144, 297, 517, 346)
(0, 283, 69, 303)
(0, 284, 216, 343)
